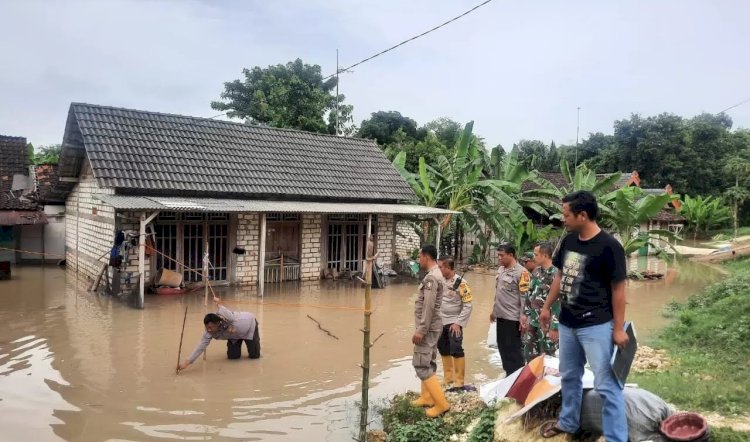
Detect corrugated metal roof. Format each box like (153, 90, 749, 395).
(94, 194, 458, 215)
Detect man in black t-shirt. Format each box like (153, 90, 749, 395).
(539, 191, 629, 442)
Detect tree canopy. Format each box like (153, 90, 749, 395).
(211, 58, 354, 135)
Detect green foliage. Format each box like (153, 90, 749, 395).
(384, 130, 449, 174)
(630, 264, 750, 414)
(466, 406, 497, 442)
(359, 111, 419, 146)
(211, 58, 353, 134)
(379, 395, 483, 442)
(711, 427, 750, 442)
(598, 186, 679, 255)
(680, 195, 731, 239)
(32, 144, 62, 165)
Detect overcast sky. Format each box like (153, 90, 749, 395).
(1, 0, 749, 150)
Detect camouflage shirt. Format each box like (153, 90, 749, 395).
(524, 265, 560, 331)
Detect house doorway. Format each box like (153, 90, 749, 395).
(264, 213, 301, 282)
(153, 212, 230, 283)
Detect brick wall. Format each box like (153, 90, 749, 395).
(395, 220, 421, 261)
(235, 213, 260, 284)
(300, 213, 322, 280)
(377, 214, 395, 270)
(65, 160, 115, 281)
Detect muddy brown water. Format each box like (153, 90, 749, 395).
(0, 259, 722, 441)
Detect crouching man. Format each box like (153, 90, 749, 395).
(177, 296, 260, 372)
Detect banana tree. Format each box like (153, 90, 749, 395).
(679, 195, 731, 240)
(599, 186, 680, 257)
(529, 159, 623, 224)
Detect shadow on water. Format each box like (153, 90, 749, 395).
(0, 259, 720, 440)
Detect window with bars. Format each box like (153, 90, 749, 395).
(325, 215, 378, 271)
(153, 212, 231, 282)
(266, 213, 301, 222)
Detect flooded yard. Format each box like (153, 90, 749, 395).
(0, 259, 722, 441)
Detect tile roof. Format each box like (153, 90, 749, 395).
(521, 172, 569, 192)
(59, 103, 416, 202)
(651, 209, 685, 222)
(0, 135, 38, 211)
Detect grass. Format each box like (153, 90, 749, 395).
(713, 427, 750, 442)
(631, 257, 750, 419)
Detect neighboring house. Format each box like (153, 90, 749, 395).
(33, 164, 68, 262)
(639, 184, 685, 251)
(0, 135, 49, 265)
(53, 103, 452, 305)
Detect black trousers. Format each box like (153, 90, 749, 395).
(437, 324, 465, 357)
(226, 323, 261, 359)
(496, 318, 524, 375)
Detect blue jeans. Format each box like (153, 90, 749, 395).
(559, 321, 627, 442)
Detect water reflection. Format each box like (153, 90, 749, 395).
(0, 260, 721, 441)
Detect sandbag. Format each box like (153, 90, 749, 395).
(580, 386, 674, 442)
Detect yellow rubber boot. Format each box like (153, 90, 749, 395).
(453, 357, 465, 388)
(441, 355, 454, 387)
(410, 381, 434, 407)
(423, 375, 450, 418)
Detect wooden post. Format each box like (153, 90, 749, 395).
(203, 236, 209, 307)
(358, 214, 374, 441)
(280, 252, 284, 282)
(258, 213, 267, 297)
(436, 218, 442, 258)
(138, 211, 160, 309)
(138, 212, 146, 309)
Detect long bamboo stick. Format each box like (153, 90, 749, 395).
(358, 217, 374, 442)
(176, 304, 188, 374)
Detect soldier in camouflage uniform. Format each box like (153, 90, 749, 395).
(410, 244, 451, 417)
(521, 242, 561, 362)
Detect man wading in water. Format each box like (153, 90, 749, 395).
(177, 296, 260, 372)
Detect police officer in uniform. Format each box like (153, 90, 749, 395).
(409, 244, 451, 417)
(491, 243, 530, 376)
(437, 256, 473, 388)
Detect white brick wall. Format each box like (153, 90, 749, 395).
(235, 213, 260, 284)
(65, 160, 116, 281)
(395, 220, 421, 261)
(377, 214, 395, 270)
(300, 213, 322, 281)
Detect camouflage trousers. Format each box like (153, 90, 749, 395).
(522, 325, 558, 363)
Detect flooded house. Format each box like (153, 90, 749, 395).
(55, 103, 451, 306)
(0, 135, 65, 275)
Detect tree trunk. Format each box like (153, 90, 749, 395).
(458, 221, 464, 262)
(453, 219, 459, 258)
(733, 202, 739, 242)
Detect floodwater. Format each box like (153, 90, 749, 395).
(0, 259, 722, 441)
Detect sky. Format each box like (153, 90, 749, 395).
(1, 0, 749, 150)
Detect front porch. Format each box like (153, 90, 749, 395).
(94, 195, 456, 308)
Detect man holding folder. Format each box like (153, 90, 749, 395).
(540, 191, 629, 441)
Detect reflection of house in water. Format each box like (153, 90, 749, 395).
(53, 103, 453, 305)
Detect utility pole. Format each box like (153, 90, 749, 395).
(575, 106, 581, 169)
(335, 49, 340, 136)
